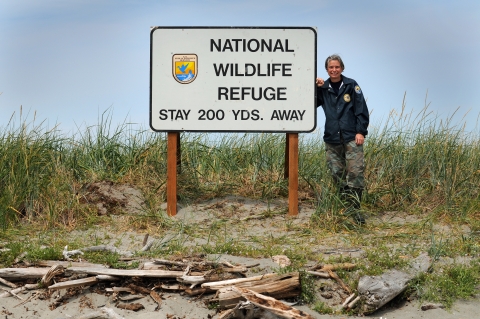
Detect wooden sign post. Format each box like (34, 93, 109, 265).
(287, 133, 298, 216)
(166, 132, 178, 216)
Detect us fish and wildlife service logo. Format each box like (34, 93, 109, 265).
(173, 54, 197, 84)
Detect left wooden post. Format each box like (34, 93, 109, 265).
(167, 132, 179, 216)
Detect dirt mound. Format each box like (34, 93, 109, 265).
(80, 181, 145, 215)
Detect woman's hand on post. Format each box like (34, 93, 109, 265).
(316, 78, 324, 86)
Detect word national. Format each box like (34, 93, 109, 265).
(210, 39, 295, 53)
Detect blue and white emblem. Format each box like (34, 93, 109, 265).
(355, 85, 362, 94)
(173, 54, 197, 84)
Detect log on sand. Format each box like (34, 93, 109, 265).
(357, 253, 431, 314)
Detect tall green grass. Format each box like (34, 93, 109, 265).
(0, 105, 478, 230)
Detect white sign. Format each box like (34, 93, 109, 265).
(150, 27, 317, 132)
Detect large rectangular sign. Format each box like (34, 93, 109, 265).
(150, 27, 317, 132)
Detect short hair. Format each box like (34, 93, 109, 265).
(325, 54, 345, 70)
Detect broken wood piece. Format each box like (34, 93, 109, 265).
(309, 262, 356, 272)
(150, 290, 162, 310)
(340, 293, 356, 309)
(1, 287, 24, 300)
(233, 287, 314, 319)
(48, 276, 98, 290)
(140, 240, 155, 252)
(357, 252, 431, 314)
(217, 308, 235, 319)
(158, 283, 185, 291)
(41, 264, 64, 286)
(421, 303, 445, 310)
(116, 302, 145, 311)
(0, 268, 50, 279)
(127, 283, 151, 295)
(177, 273, 208, 288)
(327, 270, 351, 294)
(0, 284, 39, 298)
(117, 294, 144, 301)
(63, 245, 84, 261)
(0, 277, 17, 288)
(106, 287, 134, 293)
(202, 273, 278, 290)
(347, 296, 360, 309)
(68, 267, 184, 278)
(184, 287, 214, 296)
(214, 273, 301, 309)
(48, 274, 119, 291)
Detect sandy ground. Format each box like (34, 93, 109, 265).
(1, 194, 478, 319)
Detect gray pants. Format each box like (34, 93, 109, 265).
(325, 140, 365, 189)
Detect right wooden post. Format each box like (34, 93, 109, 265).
(287, 133, 299, 216)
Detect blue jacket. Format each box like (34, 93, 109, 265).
(316, 75, 369, 144)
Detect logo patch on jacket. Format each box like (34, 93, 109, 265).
(355, 85, 362, 94)
(344, 94, 351, 102)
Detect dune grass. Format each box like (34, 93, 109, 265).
(0, 105, 478, 310)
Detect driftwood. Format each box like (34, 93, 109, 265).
(233, 287, 314, 319)
(327, 270, 351, 294)
(0, 268, 51, 279)
(340, 293, 356, 310)
(0, 277, 17, 288)
(357, 253, 431, 314)
(116, 294, 144, 301)
(48, 275, 120, 290)
(421, 303, 445, 310)
(63, 246, 84, 261)
(309, 263, 356, 272)
(68, 267, 184, 278)
(202, 273, 278, 290)
(214, 273, 300, 309)
(41, 264, 64, 286)
(0, 283, 39, 298)
(150, 290, 163, 310)
(116, 302, 144, 311)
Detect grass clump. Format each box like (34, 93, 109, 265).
(410, 261, 480, 308)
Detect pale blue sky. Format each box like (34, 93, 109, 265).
(1, 0, 479, 135)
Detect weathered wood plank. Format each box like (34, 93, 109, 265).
(357, 253, 431, 314)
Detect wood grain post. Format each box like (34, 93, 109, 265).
(167, 132, 179, 216)
(284, 133, 289, 179)
(177, 132, 181, 174)
(288, 133, 299, 216)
